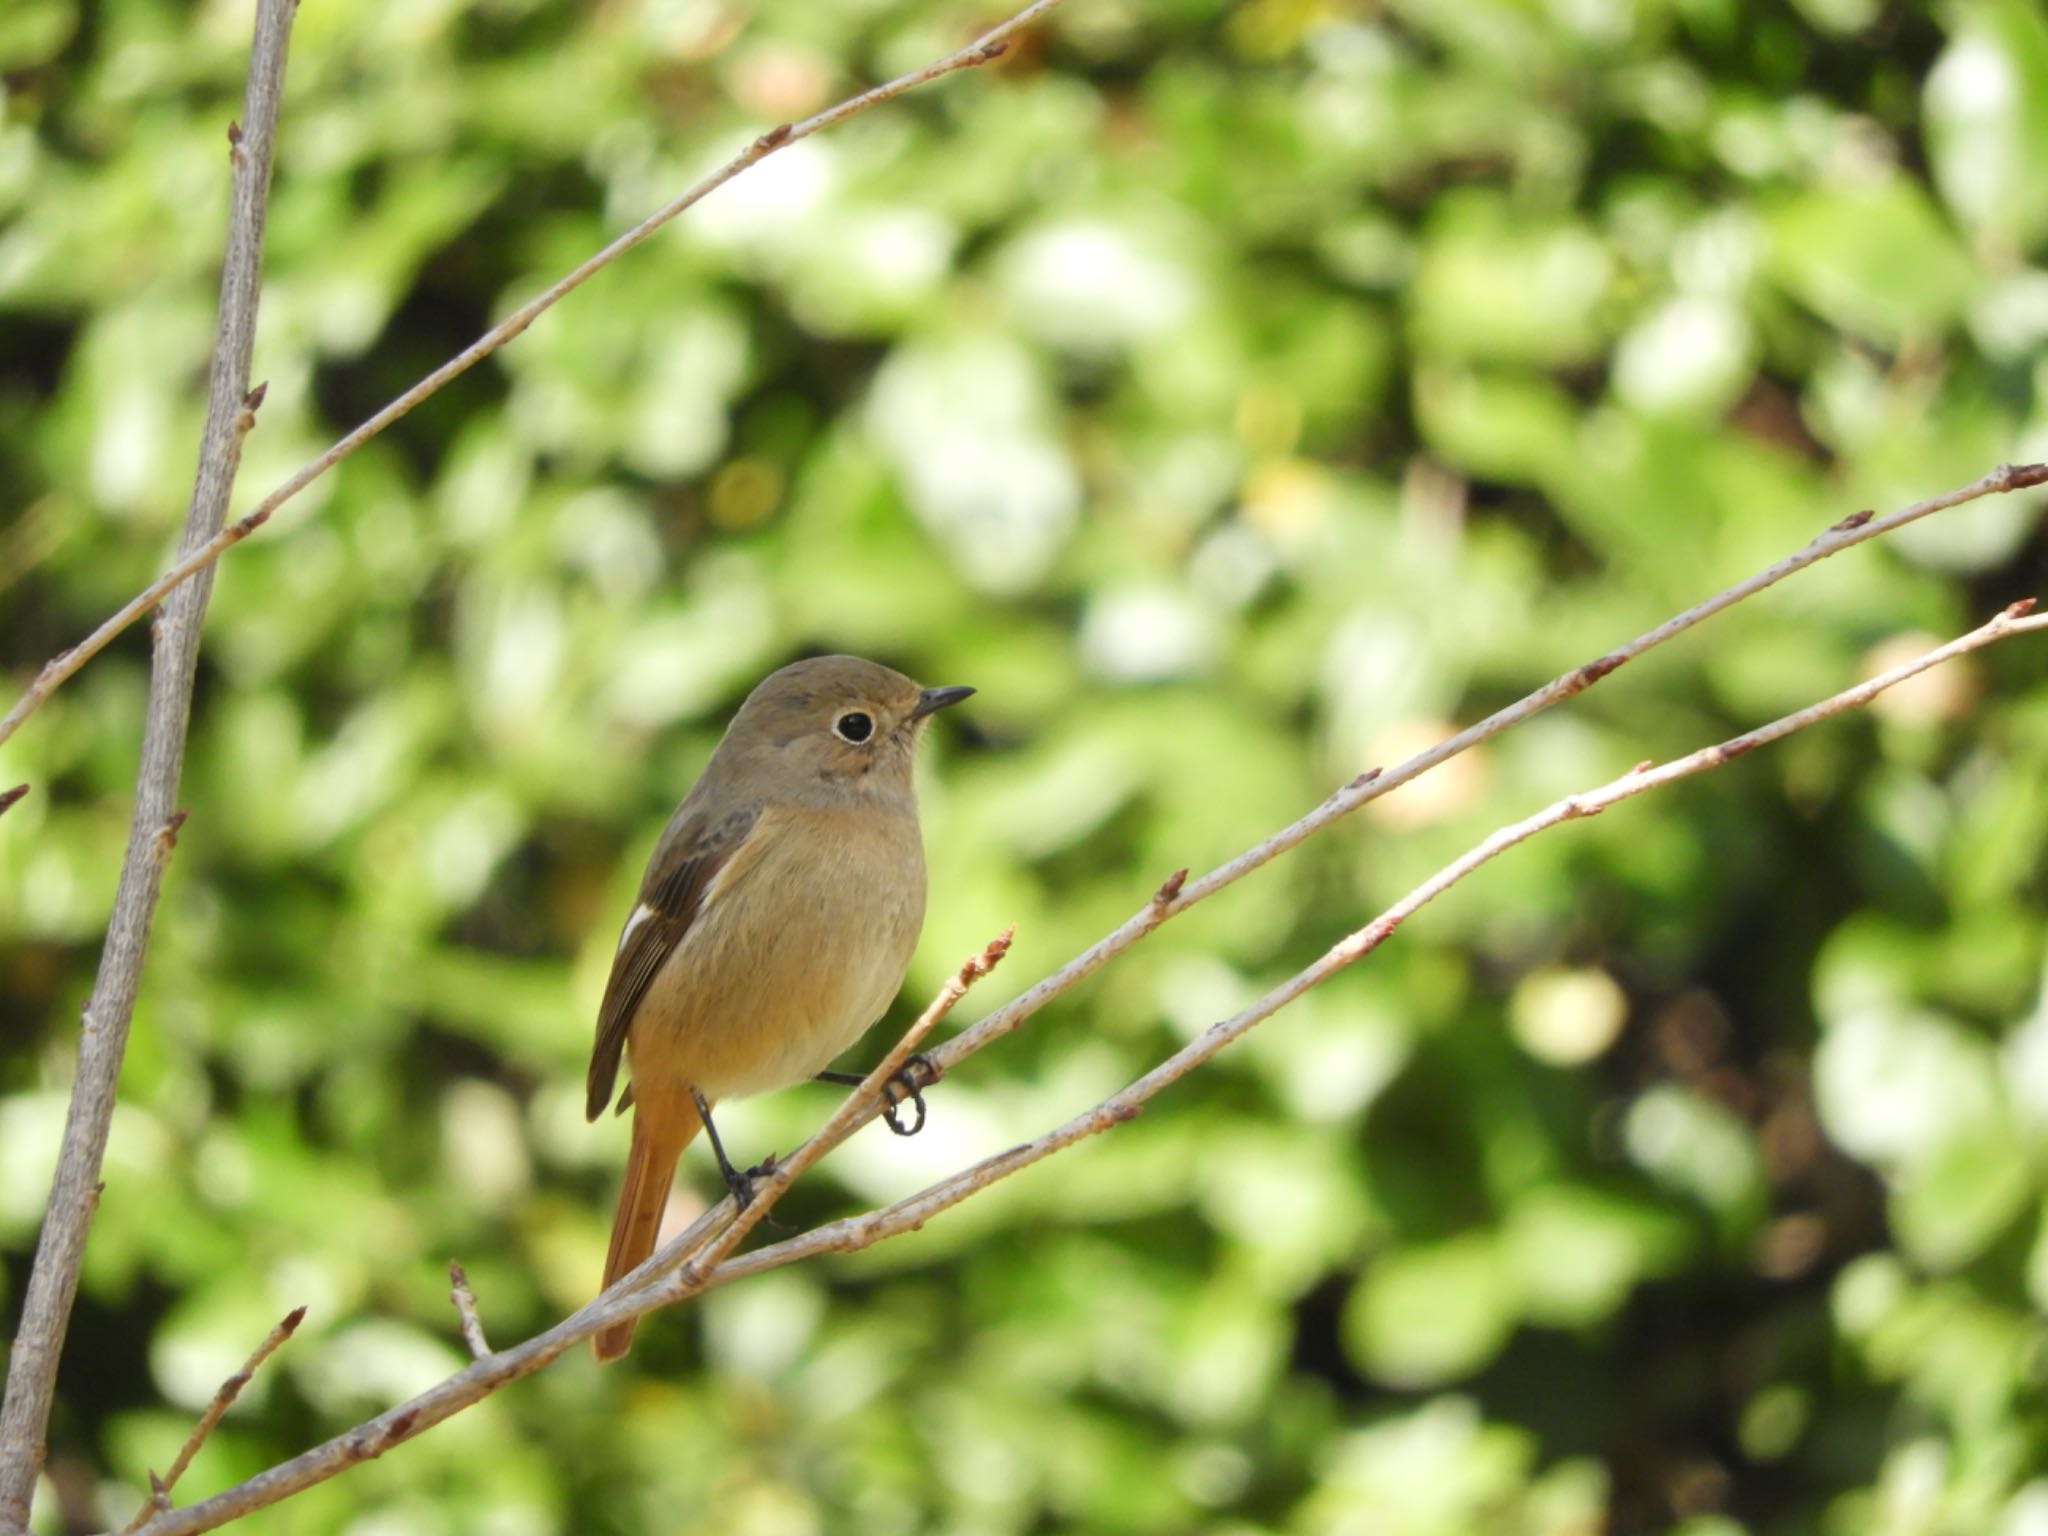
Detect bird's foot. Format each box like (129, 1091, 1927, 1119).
(693, 1085, 791, 1231)
(817, 1055, 941, 1136)
(723, 1152, 792, 1232)
(879, 1053, 940, 1137)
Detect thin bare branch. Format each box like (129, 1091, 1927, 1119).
(0, 785, 25, 819)
(705, 601, 2048, 1284)
(0, 0, 1072, 753)
(0, 6, 297, 1522)
(125, 931, 1014, 1536)
(789, 465, 2048, 1154)
(447, 1265, 491, 1362)
(117, 1308, 306, 1535)
(600, 926, 1017, 1300)
(125, 595, 2047, 1536)
(614, 929, 1015, 1297)
(119, 462, 2048, 1533)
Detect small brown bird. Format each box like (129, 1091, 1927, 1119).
(585, 654, 972, 1361)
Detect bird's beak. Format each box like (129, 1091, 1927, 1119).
(911, 685, 975, 719)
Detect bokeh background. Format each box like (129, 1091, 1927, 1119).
(5, 0, 2048, 1531)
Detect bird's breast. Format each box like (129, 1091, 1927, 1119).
(629, 801, 928, 1102)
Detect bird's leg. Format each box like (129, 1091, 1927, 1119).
(814, 1052, 940, 1137)
(691, 1087, 783, 1219)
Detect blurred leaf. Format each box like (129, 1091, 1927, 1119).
(1926, 0, 2048, 252)
(1623, 1086, 1766, 1227)
(1502, 1183, 1695, 1327)
(1765, 178, 1978, 345)
(1888, 1126, 2033, 1272)
(1344, 1233, 1515, 1388)
(1408, 194, 1617, 367)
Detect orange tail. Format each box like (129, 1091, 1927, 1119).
(593, 1107, 699, 1363)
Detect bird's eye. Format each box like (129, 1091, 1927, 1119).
(834, 711, 875, 744)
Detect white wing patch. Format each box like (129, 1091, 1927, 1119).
(616, 903, 656, 954)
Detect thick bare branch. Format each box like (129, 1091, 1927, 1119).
(0, 0, 1070, 753)
(0, 6, 297, 1525)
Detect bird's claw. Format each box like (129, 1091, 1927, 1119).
(727, 1153, 792, 1231)
(880, 1054, 939, 1137)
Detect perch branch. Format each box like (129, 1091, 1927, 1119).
(123, 595, 2047, 1536)
(125, 931, 1013, 1536)
(0, 3, 297, 1526)
(607, 930, 1013, 1297)
(0, 785, 25, 819)
(0, 0, 1068, 753)
(704, 600, 2048, 1283)
(591, 459, 2048, 1296)
(447, 1265, 490, 1362)
(116, 1308, 306, 1535)
(761, 463, 2048, 1157)
(602, 927, 1016, 1300)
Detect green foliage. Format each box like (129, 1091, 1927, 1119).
(4, 0, 2048, 1532)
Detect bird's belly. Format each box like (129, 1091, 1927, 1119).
(627, 813, 925, 1106)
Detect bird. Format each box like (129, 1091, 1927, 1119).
(584, 653, 973, 1361)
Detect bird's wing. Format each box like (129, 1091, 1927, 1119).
(584, 805, 760, 1120)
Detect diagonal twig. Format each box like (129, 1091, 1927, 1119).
(704, 600, 2048, 1284)
(116, 1308, 306, 1535)
(125, 930, 1014, 1536)
(0, 785, 25, 819)
(749, 463, 2048, 1158)
(447, 1263, 491, 1361)
(123, 590, 2048, 1536)
(118, 471, 2048, 1536)
(610, 928, 1016, 1298)
(0, 0, 1064, 754)
(0, 3, 298, 1524)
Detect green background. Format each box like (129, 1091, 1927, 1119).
(5, 0, 2048, 1531)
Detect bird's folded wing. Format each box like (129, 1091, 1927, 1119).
(584, 805, 760, 1120)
